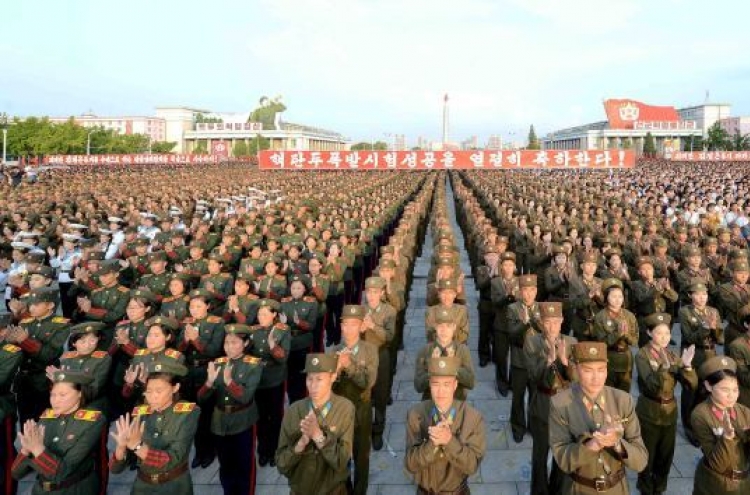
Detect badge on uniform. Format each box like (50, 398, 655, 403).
(712, 427, 724, 436)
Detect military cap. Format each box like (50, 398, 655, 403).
(365, 277, 386, 289)
(730, 259, 750, 272)
(189, 241, 206, 250)
(96, 259, 121, 275)
(169, 272, 192, 283)
(601, 278, 623, 293)
(428, 356, 459, 377)
(25, 252, 47, 264)
(62, 233, 81, 243)
(108, 216, 125, 224)
(704, 237, 718, 246)
(434, 307, 457, 325)
(436, 278, 459, 291)
(10, 242, 35, 251)
(124, 226, 138, 234)
(688, 282, 708, 294)
(604, 247, 622, 258)
(145, 315, 179, 331)
(551, 245, 567, 255)
(653, 238, 668, 248)
(635, 256, 653, 268)
(483, 244, 499, 255)
(69, 321, 107, 336)
(234, 271, 255, 283)
(78, 238, 98, 249)
(519, 274, 537, 288)
(28, 265, 54, 279)
(67, 223, 89, 231)
(643, 312, 671, 329)
(716, 227, 730, 236)
(225, 324, 252, 335)
(207, 252, 225, 263)
(84, 251, 105, 262)
(341, 304, 366, 320)
(130, 288, 157, 303)
(304, 353, 338, 373)
(258, 298, 280, 312)
(499, 252, 516, 263)
(25, 287, 59, 304)
(572, 341, 608, 364)
(684, 246, 702, 257)
(147, 360, 188, 377)
(189, 288, 214, 301)
(581, 252, 598, 264)
(133, 237, 150, 247)
(380, 246, 395, 255)
(436, 256, 456, 267)
(674, 225, 688, 234)
(50, 370, 94, 386)
(379, 259, 396, 269)
(539, 302, 563, 320)
(699, 356, 736, 380)
(148, 251, 167, 262)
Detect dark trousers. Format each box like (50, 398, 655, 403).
(256, 383, 285, 459)
(217, 426, 256, 495)
(493, 331, 510, 391)
(58, 282, 76, 319)
(530, 417, 566, 495)
(637, 419, 676, 495)
(605, 369, 632, 394)
(372, 347, 391, 439)
(1, 417, 17, 495)
(325, 294, 344, 346)
(478, 304, 493, 362)
(183, 369, 216, 463)
(352, 401, 372, 495)
(287, 348, 309, 405)
(682, 382, 708, 436)
(14, 374, 49, 425)
(510, 366, 530, 437)
(313, 315, 326, 353)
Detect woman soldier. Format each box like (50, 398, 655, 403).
(110, 361, 200, 495)
(198, 324, 263, 495)
(691, 356, 750, 495)
(280, 275, 319, 404)
(249, 298, 291, 467)
(0, 314, 23, 495)
(634, 313, 697, 495)
(592, 278, 639, 393)
(49, 322, 112, 414)
(159, 273, 191, 323)
(11, 370, 107, 494)
(225, 271, 261, 325)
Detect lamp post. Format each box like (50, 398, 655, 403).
(1, 112, 7, 164)
(86, 130, 94, 156)
(2, 128, 7, 165)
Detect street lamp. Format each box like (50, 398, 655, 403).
(1, 112, 7, 164)
(2, 129, 7, 165)
(86, 130, 94, 156)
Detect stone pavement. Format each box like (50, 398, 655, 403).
(18, 179, 702, 494)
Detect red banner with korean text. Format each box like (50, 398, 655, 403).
(259, 150, 635, 170)
(669, 151, 750, 162)
(43, 154, 222, 166)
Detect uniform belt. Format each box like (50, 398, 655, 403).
(217, 401, 252, 413)
(537, 385, 560, 396)
(40, 469, 89, 492)
(642, 392, 675, 404)
(417, 479, 469, 495)
(570, 469, 625, 492)
(704, 459, 749, 480)
(138, 462, 188, 485)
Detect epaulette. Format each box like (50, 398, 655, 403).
(132, 405, 152, 416)
(221, 273, 231, 277)
(281, 297, 292, 302)
(135, 349, 150, 356)
(74, 409, 102, 422)
(40, 409, 59, 419)
(1, 344, 21, 353)
(21, 317, 34, 324)
(162, 295, 175, 302)
(164, 349, 182, 359)
(303, 296, 317, 303)
(117, 286, 130, 293)
(274, 274, 286, 279)
(243, 355, 261, 365)
(215, 357, 229, 364)
(173, 402, 196, 413)
(91, 351, 108, 359)
(207, 315, 222, 323)
(116, 320, 131, 327)
(52, 316, 69, 324)
(273, 322, 289, 331)
(61, 351, 78, 359)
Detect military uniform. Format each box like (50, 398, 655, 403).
(568, 270, 604, 342)
(330, 305, 378, 495)
(425, 302, 469, 344)
(0, 336, 23, 495)
(60, 322, 112, 413)
(280, 288, 319, 403)
(489, 255, 519, 393)
(414, 339, 475, 401)
(159, 293, 191, 322)
(550, 342, 648, 495)
(727, 327, 750, 408)
(634, 313, 698, 495)
(81, 261, 130, 349)
(276, 354, 355, 495)
(404, 357, 486, 495)
(108, 316, 150, 419)
(198, 324, 263, 495)
(691, 356, 750, 495)
(11, 371, 107, 495)
(717, 263, 750, 347)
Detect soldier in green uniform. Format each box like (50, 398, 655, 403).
(405, 356, 486, 495)
(5, 287, 69, 424)
(425, 278, 469, 344)
(110, 360, 200, 495)
(330, 305, 378, 495)
(475, 245, 500, 367)
(630, 256, 679, 347)
(177, 289, 225, 469)
(226, 271, 261, 325)
(53, 321, 112, 414)
(549, 341, 648, 495)
(199, 324, 263, 495)
(177, 243, 209, 279)
(568, 252, 604, 342)
(249, 298, 291, 468)
(523, 302, 577, 495)
(199, 253, 234, 314)
(307, 255, 331, 352)
(717, 259, 750, 347)
(158, 274, 191, 322)
(11, 370, 107, 494)
(256, 257, 289, 301)
(415, 308, 475, 401)
(592, 278, 639, 393)
(506, 273, 544, 442)
(679, 282, 723, 445)
(635, 313, 698, 495)
(0, 314, 23, 495)
(276, 353, 355, 495)
(76, 259, 129, 349)
(280, 276, 319, 403)
(490, 251, 519, 395)
(691, 356, 750, 495)
(728, 306, 750, 408)
(139, 251, 172, 302)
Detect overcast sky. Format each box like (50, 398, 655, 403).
(2, 0, 749, 145)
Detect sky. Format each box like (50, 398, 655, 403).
(2, 0, 750, 146)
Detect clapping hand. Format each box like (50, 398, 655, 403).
(18, 420, 46, 457)
(681, 345, 696, 368)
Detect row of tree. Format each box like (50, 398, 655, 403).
(0, 115, 177, 158)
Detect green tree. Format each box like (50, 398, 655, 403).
(195, 113, 223, 124)
(233, 140, 249, 157)
(350, 142, 371, 150)
(728, 131, 750, 151)
(621, 138, 633, 149)
(150, 141, 177, 153)
(527, 125, 540, 150)
(643, 132, 656, 157)
(248, 134, 270, 155)
(706, 122, 729, 150)
(193, 140, 208, 154)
